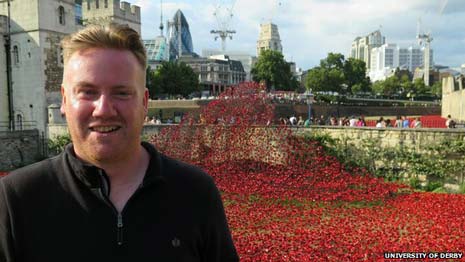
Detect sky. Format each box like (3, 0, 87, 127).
(126, 0, 465, 70)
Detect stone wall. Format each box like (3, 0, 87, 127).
(43, 123, 465, 190)
(0, 130, 43, 171)
(294, 126, 465, 149)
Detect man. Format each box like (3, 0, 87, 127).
(0, 24, 238, 262)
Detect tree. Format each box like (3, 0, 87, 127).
(431, 81, 442, 97)
(305, 53, 370, 95)
(371, 76, 401, 97)
(149, 61, 200, 98)
(305, 53, 345, 94)
(146, 66, 157, 96)
(413, 78, 429, 96)
(251, 50, 298, 91)
(344, 58, 371, 94)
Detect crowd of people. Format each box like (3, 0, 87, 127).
(278, 115, 428, 128)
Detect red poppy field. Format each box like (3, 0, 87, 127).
(151, 83, 465, 261)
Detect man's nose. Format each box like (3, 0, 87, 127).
(92, 94, 117, 118)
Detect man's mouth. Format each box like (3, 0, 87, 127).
(90, 126, 121, 133)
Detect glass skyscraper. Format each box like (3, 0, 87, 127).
(168, 10, 194, 60)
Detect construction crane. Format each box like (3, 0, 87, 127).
(417, 19, 433, 86)
(210, 0, 236, 52)
(415, 0, 448, 87)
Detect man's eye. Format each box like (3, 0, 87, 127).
(115, 91, 131, 97)
(78, 89, 98, 97)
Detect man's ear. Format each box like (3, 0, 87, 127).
(60, 85, 66, 115)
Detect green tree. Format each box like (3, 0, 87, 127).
(383, 76, 401, 96)
(431, 81, 442, 97)
(251, 50, 298, 91)
(305, 53, 370, 95)
(413, 78, 429, 96)
(372, 80, 385, 96)
(305, 53, 345, 94)
(398, 74, 413, 98)
(344, 58, 371, 94)
(146, 66, 157, 96)
(149, 61, 200, 98)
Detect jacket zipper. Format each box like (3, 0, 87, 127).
(98, 171, 126, 246)
(98, 171, 147, 247)
(117, 213, 123, 246)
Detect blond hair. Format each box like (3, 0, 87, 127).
(61, 23, 146, 68)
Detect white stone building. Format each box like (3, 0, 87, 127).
(178, 54, 246, 95)
(0, 0, 81, 132)
(350, 30, 385, 70)
(202, 49, 257, 81)
(369, 43, 433, 82)
(256, 23, 282, 56)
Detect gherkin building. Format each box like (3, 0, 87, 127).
(168, 10, 195, 60)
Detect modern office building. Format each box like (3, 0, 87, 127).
(167, 9, 195, 60)
(256, 23, 282, 56)
(350, 30, 385, 70)
(144, 36, 170, 69)
(369, 43, 433, 82)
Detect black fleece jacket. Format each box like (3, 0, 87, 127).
(0, 142, 238, 262)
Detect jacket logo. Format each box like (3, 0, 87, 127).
(171, 237, 181, 248)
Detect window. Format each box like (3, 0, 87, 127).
(104, 0, 108, 8)
(58, 6, 65, 25)
(12, 45, 19, 65)
(16, 114, 23, 130)
(87, 0, 90, 10)
(96, 0, 99, 8)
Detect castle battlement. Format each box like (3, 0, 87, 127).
(84, 1, 140, 20)
(117, 1, 140, 21)
(83, 0, 141, 33)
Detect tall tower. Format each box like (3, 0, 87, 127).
(256, 23, 282, 56)
(167, 10, 194, 60)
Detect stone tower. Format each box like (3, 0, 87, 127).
(82, 0, 141, 34)
(0, 0, 80, 132)
(256, 23, 282, 56)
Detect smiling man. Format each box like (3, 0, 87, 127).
(0, 24, 238, 262)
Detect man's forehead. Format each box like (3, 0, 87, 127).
(67, 48, 140, 67)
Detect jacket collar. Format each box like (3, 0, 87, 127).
(63, 142, 165, 190)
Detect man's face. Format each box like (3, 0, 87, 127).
(61, 48, 148, 164)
